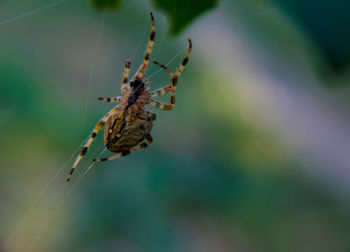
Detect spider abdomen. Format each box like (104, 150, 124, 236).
(104, 114, 153, 153)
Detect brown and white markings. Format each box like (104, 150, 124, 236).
(66, 12, 192, 182)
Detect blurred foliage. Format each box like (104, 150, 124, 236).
(280, 0, 350, 73)
(0, 62, 86, 150)
(68, 164, 350, 252)
(90, 0, 218, 35)
(151, 0, 218, 34)
(90, 0, 122, 11)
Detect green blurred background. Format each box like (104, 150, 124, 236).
(1, 0, 350, 251)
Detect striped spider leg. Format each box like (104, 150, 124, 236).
(66, 105, 122, 181)
(135, 12, 155, 79)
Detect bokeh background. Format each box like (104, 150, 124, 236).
(1, 0, 350, 251)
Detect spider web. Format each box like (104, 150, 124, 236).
(0, 1, 280, 251)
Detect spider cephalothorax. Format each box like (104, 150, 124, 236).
(67, 12, 192, 181)
(126, 79, 149, 109)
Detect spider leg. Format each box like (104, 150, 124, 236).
(98, 96, 122, 103)
(67, 106, 120, 182)
(121, 59, 131, 95)
(144, 79, 151, 89)
(149, 85, 173, 98)
(135, 12, 155, 78)
(94, 134, 153, 162)
(148, 99, 173, 111)
(151, 39, 192, 109)
(153, 61, 173, 75)
(174, 39, 192, 79)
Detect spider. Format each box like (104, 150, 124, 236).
(67, 12, 192, 181)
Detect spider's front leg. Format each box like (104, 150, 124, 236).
(66, 106, 120, 182)
(94, 133, 153, 162)
(136, 12, 155, 78)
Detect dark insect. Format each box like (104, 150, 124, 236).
(67, 12, 192, 181)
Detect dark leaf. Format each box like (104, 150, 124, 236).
(151, 0, 218, 35)
(280, 0, 350, 73)
(91, 0, 122, 11)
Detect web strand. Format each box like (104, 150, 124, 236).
(4, 135, 89, 251)
(0, 0, 69, 25)
(238, 6, 278, 22)
(28, 147, 107, 252)
(81, 10, 108, 137)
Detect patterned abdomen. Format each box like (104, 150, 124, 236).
(104, 114, 153, 153)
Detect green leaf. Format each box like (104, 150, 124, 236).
(91, 0, 122, 11)
(151, 0, 219, 35)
